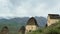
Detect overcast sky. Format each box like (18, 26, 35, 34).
(0, 0, 60, 18)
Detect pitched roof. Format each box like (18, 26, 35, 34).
(18, 26, 25, 34)
(26, 17, 38, 26)
(48, 14, 60, 19)
(1, 26, 9, 32)
(19, 26, 25, 32)
(3, 26, 8, 29)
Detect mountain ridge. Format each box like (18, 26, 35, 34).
(0, 16, 47, 27)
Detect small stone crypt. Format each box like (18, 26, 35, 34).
(25, 17, 39, 33)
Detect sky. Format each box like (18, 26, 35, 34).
(0, 0, 60, 18)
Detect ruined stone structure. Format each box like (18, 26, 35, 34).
(47, 14, 60, 26)
(25, 17, 38, 33)
(18, 26, 25, 34)
(0, 26, 9, 34)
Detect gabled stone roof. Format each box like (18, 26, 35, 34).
(1, 26, 8, 32)
(19, 26, 25, 32)
(48, 14, 60, 19)
(26, 17, 38, 26)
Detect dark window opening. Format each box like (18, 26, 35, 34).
(29, 30, 31, 32)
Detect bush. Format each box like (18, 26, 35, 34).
(44, 29, 59, 34)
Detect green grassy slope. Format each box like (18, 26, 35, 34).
(0, 22, 25, 34)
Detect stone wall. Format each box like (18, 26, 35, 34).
(47, 16, 60, 26)
(25, 25, 37, 32)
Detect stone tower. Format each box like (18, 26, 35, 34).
(47, 14, 60, 26)
(25, 17, 38, 33)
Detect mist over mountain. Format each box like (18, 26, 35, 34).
(0, 16, 47, 27)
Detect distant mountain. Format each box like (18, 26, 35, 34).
(35, 16, 47, 27)
(0, 17, 47, 27)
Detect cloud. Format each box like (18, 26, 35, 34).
(0, 0, 60, 18)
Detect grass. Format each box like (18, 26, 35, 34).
(0, 23, 24, 34)
(0, 21, 60, 34)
